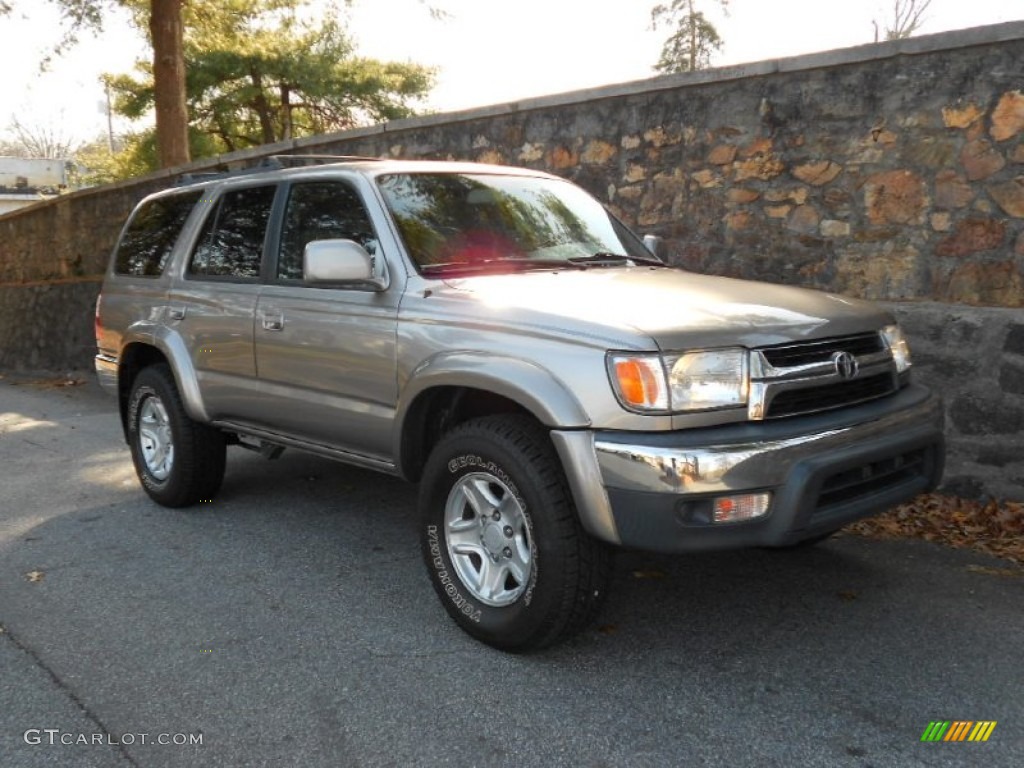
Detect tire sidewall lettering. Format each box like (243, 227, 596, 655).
(431, 452, 540, 617)
(426, 524, 482, 623)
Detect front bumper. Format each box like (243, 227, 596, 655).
(552, 384, 944, 552)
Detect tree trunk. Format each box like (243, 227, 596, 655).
(280, 83, 293, 141)
(249, 68, 277, 144)
(150, 0, 190, 168)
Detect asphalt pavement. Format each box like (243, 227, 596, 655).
(0, 374, 1021, 768)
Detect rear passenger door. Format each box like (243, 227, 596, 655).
(253, 178, 400, 461)
(168, 183, 276, 421)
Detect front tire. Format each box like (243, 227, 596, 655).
(127, 364, 226, 507)
(419, 415, 611, 651)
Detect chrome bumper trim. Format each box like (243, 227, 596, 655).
(594, 390, 943, 496)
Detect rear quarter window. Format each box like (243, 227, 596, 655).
(114, 190, 202, 276)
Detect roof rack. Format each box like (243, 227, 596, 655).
(173, 154, 382, 186)
(173, 167, 266, 187)
(261, 154, 381, 168)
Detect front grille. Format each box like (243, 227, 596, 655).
(752, 332, 898, 420)
(816, 448, 928, 512)
(761, 332, 884, 368)
(766, 373, 895, 418)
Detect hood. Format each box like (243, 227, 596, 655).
(436, 267, 893, 350)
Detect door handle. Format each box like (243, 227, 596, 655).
(167, 306, 186, 321)
(261, 311, 283, 331)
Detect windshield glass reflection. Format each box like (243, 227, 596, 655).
(376, 173, 658, 274)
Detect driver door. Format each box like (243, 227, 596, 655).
(253, 179, 400, 461)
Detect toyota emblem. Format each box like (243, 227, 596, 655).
(832, 351, 859, 380)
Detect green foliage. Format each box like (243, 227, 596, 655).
(47, 0, 110, 30)
(73, 127, 220, 184)
(650, 0, 728, 74)
(104, 0, 435, 171)
(73, 135, 152, 185)
(20, 0, 435, 177)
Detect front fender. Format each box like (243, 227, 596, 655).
(394, 352, 590, 460)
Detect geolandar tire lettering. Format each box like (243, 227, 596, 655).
(426, 524, 482, 623)
(126, 363, 226, 508)
(419, 415, 611, 652)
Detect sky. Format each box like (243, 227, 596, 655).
(0, 0, 1020, 148)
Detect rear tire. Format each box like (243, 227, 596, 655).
(419, 415, 611, 652)
(127, 364, 226, 507)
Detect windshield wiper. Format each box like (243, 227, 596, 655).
(568, 252, 667, 268)
(567, 253, 629, 266)
(420, 258, 587, 276)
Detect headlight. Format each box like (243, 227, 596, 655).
(668, 349, 749, 411)
(608, 349, 749, 413)
(881, 324, 912, 373)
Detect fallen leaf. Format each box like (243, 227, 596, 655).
(845, 493, 1024, 565)
(25, 571, 45, 583)
(837, 590, 858, 602)
(23, 377, 84, 391)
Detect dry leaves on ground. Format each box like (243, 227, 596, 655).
(844, 493, 1024, 566)
(24, 377, 85, 390)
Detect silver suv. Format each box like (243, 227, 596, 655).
(96, 156, 945, 650)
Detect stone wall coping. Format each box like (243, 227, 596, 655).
(2, 20, 1021, 223)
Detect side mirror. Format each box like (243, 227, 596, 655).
(642, 234, 664, 259)
(303, 239, 388, 290)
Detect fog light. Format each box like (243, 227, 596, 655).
(712, 493, 771, 523)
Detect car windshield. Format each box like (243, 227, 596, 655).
(375, 172, 662, 275)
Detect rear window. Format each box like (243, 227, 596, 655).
(114, 191, 202, 276)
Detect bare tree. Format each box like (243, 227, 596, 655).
(874, 0, 932, 42)
(5, 116, 79, 158)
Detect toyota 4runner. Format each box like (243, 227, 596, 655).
(95, 156, 945, 651)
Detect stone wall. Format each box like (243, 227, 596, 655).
(0, 22, 1021, 499)
(0, 279, 101, 371)
(888, 303, 1023, 501)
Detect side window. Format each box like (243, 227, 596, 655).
(114, 190, 201, 276)
(188, 185, 276, 279)
(277, 181, 378, 281)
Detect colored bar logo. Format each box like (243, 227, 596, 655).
(921, 721, 997, 742)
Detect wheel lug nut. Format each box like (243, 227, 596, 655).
(503, 547, 512, 558)
(503, 526, 513, 538)
(492, 511, 501, 521)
